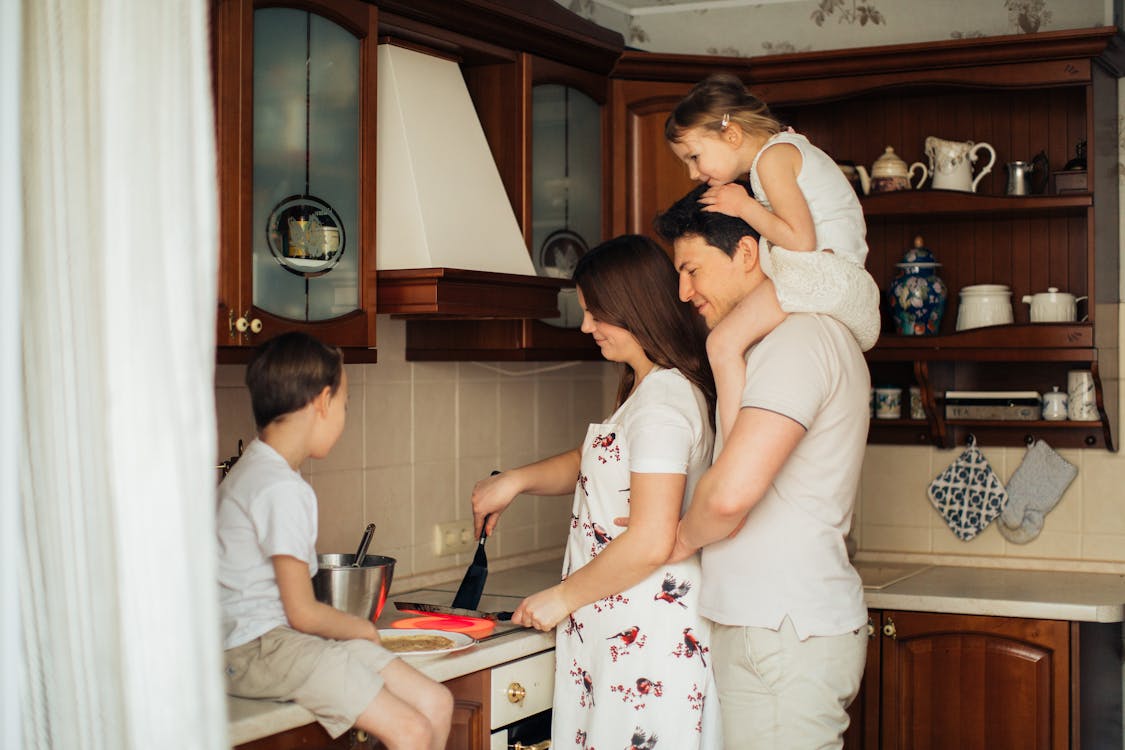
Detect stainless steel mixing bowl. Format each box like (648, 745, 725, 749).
(313, 553, 395, 621)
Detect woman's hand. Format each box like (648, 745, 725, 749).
(512, 584, 571, 632)
(470, 471, 519, 536)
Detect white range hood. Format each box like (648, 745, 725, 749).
(376, 44, 535, 276)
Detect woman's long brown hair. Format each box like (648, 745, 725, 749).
(573, 235, 716, 427)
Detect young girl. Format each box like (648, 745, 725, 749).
(666, 73, 881, 438)
(218, 332, 453, 750)
(470, 235, 721, 749)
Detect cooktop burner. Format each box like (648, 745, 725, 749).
(385, 588, 528, 642)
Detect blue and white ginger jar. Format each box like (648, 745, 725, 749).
(888, 235, 947, 336)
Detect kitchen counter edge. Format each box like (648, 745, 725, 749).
(227, 627, 554, 747)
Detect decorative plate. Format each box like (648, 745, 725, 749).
(377, 629, 475, 656)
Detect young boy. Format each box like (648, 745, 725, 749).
(217, 332, 453, 750)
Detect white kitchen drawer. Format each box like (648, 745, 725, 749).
(490, 649, 555, 730)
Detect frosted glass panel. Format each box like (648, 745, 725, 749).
(531, 85, 601, 279)
(252, 8, 360, 321)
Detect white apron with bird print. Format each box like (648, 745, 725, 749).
(552, 381, 721, 750)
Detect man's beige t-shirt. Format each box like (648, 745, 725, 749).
(701, 313, 869, 640)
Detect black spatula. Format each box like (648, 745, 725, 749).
(451, 521, 490, 610)
(451, 472, 498, 610)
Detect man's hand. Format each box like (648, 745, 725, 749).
(667, 525, 699, 564)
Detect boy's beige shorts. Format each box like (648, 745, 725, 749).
(224, 626, 398, 738)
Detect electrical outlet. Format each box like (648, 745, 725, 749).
(433, 520, 476, 556)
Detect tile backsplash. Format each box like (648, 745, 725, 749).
(216, 307, 1125, 587)
(215, 316, 614, 590)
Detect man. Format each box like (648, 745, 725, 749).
(654, 184, 870, 749)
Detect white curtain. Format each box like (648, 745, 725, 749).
(19, 1, 227, 748)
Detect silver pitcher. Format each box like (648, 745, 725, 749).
(1005, 161, 1036, 196)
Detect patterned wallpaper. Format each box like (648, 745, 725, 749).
(560, 0, 1115, 56)
(560, 0, 1125, 295)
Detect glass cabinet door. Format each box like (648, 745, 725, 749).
(531, 84, 601, 280)
(252, 7, 360, 322)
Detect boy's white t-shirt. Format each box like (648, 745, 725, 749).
(217, 438, 319, 650)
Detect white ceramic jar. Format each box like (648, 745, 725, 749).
(956, 284, 1014, 331)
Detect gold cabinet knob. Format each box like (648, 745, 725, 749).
(883, 617, 897, 639)
(249, 318, 263, 334)
(866, 620, 876, 638)
(354, 729, 369, 742)
(507, 681, 527, 705)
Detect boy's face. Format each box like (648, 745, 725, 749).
(673, 234, 756, 329)
(312, 369, 349, 459)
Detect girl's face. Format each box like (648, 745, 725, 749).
(577, 288, 649, 370)
(669, 127, 745, 186)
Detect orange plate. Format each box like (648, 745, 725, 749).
(391, 614, 495, 640)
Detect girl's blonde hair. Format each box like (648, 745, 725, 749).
(665, 72, 780, 143)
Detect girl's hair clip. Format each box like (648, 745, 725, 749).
(720, 113, 730, 130)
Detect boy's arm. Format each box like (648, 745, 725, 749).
(706, 280, 787, 441)
(274, 555, 381, 642)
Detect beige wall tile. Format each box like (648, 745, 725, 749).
(1081, 533, 1125, 562)
(859, 445, 933, 527)
(366, 381, 412, 467)
(499, 380, 536, 458)
(214, 382, 256, 461)
(1002, 530, 1083, 559)
(414, 381, 456, 462)
(538, 380, 575, 456)
(931, 518, 1005, 556)
(1081, 449, 1125, 535)
(458, 381, 499, 460)
(862, 524, 931, 553)
(310, 469, 364, 555)
(458, 456, 500, 520)
(365, 465, 413, 554)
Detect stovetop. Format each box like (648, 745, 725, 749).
(383, 587, 529, 642)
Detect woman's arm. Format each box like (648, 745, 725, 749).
(471, 448, 581, 536)
(274, 555, 380, 641)
(512, 471, 685, 631)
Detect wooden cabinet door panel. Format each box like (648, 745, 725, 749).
(881, 611, 1069, 750)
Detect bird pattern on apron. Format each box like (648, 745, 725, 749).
(552, 420, 721, 750)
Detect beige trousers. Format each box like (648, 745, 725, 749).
(710, 617, 867, 750)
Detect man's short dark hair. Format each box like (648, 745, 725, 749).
(653, 180, 761, 257)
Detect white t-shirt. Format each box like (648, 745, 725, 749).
(609, 367, 713, 497)
(702, 314, 869, 640)
(749, 131, 868, 265)
(217, 439, 319, 650)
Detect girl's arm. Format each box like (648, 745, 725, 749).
(274, 554, 380, 641)
(511, 471, 685, 631)
(703, 143, 816, 253)
(706, 280, 787, 441)
(470, 448, 581, 537)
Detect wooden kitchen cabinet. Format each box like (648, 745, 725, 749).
(844, 609, 1123, 750)
(610, 28, 1123, 450)
(211, 0, 380, 362)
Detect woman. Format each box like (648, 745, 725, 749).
(470, 235, 721, 749)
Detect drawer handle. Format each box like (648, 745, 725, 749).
(507, 682, 527, 705)
(883, 618, 897, 639)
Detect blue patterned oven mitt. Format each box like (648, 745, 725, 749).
(927, 435, 1008, 541)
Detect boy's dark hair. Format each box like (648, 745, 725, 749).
(653, 181, 761, 258)
(245, 332, 344, 430)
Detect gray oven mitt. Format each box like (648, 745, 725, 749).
(998, 439, 1077, 545)
(927, 435, 1008, 541)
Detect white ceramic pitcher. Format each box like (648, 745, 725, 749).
(924, 136, 997, 193)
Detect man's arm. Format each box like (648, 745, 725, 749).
(669, 406, 806, 562)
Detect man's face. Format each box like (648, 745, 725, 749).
(673, 234, 754, 329)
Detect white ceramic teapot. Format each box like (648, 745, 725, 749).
(1021, 287, 1088, 322)
(924, 136, 997, 192)
(866, 147, 928, 193)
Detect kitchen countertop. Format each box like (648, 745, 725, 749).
(228, 558, 1125, 746)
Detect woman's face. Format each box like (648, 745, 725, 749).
(577, 288, 648, 369)
(669, 127, 744, 186)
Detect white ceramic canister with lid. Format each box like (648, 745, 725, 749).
(956, 284, 1014, 331)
